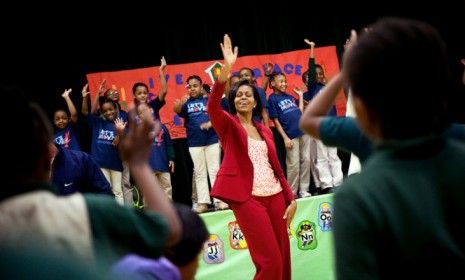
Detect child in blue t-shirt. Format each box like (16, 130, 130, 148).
(268, 72, 311, 197)
(301, 40, 343, 194)
(85, 97, 126, 204)
(53, 88, 81, 151)
(174, 75, 223, 213)
(132, 56, 168, 120)
(150, 122, 175, 199)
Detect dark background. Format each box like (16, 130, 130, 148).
(2, 3, 465, 204)
(3, 3, 464, 115)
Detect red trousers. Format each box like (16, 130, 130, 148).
(230, 191, 291, 280)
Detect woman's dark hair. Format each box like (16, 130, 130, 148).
(228, 79, 263, 118)
(345, 17, 450, 139)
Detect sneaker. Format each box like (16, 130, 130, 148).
(299, 191, 312, 198)
(215, 201, 229, 211)
(195, 203, 209, 213)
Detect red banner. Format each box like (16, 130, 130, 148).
(86, 46, 345, 139)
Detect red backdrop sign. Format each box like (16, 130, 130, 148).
(86, 46, 345, 139)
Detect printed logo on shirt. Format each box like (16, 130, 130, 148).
(228, 221, 247, 250)
(64, 182, 74, 187)
(296, 220, 318, 250)
(187, 102, 206, 114)
(98, 129, 115, 141)
(203, 234, 225, 264)
(318, 202, 333, 232)
(278, 99, 297, 113)
(55, 132, 70, 148)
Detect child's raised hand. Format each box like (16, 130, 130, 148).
(97, 79, 107, 95)
(81, 84, 90, 97)
(304, 39, 315, 48)
(114, 117, 127, 131)
(160, 56, 167, 71)
(264, 62, 274, 76)
(62, 88, 72, 98)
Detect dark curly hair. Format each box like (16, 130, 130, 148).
(228, 80, 263, 118)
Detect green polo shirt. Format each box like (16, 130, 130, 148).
(334, 136, 465, 278)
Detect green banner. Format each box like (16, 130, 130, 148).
(197, 194, 335, 279)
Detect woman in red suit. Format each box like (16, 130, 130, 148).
(208, 34, 297, 280)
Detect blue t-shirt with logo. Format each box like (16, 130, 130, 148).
(178, 97, 218, 147)
(87, 114, 124, 171)
(268, 92, 304, 139)
(149, 124, 173, 172)
(54, 123, 81, 151)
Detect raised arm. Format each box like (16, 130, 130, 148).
(207, 34, 238, 137)
(158, 56, 168, 102)
(300, 31, 357, 138)
(81, 84, 90, 116)
(62, 88, 78, 123)
(117, 104, 181, 246)
(91, 80, 106, 114)
(304, 39, 316, 88)
(260, 62, 273, 90)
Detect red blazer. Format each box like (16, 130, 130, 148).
(207, 81, 294, 205)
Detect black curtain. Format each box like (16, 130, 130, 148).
(2, 4, 464, 205)
(4, 4, 464, 115)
